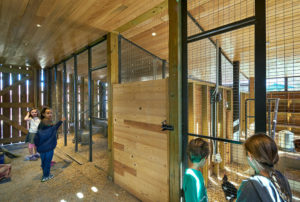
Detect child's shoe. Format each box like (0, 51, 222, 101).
(33, 153, 40, 158)
(24, 155, 31, 161)
(41, 177, 48, 182)
(29, 156, 38, 161)
(48, 174, 54, 180)
(0, 177, 11, 184)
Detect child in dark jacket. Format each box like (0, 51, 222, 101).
(34, 107, 65, 182)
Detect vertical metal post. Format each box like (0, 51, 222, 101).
(233, 61, 240, 140)
(255, 0, 266, 133)
(63, 61, 68, 146)
(88, 47, 93, 162)
(162, 60, 166, 79)
(284, 77, 288, 91)
(245, 100, 248, 138)
(268, 99, 271, 136)
(74, 55, 79, 152)
(47, 68, 52, 107)
(54, 65, 58, 122)
(218, 47, 222, 86)
(181, 0, 188, 180)
(100, 82, 107, 119)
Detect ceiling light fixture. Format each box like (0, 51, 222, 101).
(36, 24, 42, 28)
(76, 192, 84, 199)
(152, 32, 156, 36)
(91, 186, 98, 192)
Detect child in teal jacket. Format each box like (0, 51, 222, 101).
(183, 138, 209, 202)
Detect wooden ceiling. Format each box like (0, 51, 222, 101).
(0, 0, 298, 81)
(0, 0, 164, 68)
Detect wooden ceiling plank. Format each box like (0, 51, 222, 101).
(115, 0, 167, 33)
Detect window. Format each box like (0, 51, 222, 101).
(266, 78, 285, 92)
(288, 77, 300, 91)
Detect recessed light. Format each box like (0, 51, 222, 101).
(152, 32, 156, 36)
(36, 24, 42, 28)
(91, 186, 98, 192)
(76, 192, 84, 199)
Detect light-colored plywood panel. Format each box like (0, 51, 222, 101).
(113, 79, 168, 202)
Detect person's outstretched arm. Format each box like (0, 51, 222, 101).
(24, 112, 31, 121)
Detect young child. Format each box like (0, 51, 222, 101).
(183, 138, 209, 202)
(236, 133, 292, 201)
(24, 108, 40, 160)
(34, 107, 65, 182)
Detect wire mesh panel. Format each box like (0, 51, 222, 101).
(119, 36, 167, 83)
(266, 0, 300, 200)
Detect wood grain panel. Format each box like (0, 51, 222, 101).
(113, 79, 169, 202)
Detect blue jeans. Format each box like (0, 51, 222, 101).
(40, 150, 54, 178)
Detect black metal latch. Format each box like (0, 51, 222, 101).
(161, 120, 174, 131)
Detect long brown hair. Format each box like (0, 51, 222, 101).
(245, 133, 291, 201)
(40, 106, 51, 120)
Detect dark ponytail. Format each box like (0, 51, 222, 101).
(245, 133, 292, 201)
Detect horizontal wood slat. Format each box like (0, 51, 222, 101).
(0, 115, 28, 134)
(0, 76, 32, 96)
(0, 66, 33, 75)
(0, 103, 34, 108)
(0, 136, 26, 144)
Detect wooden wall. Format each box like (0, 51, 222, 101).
(113, 79, 169, 202)
(0, 66, 35, 144)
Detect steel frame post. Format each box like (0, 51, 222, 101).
(181, 0, 188, 187)
(74, 55, 79, 152)
(233, 61, 240, 140)
(54, 65, 58, 122)
(63, 61, 68, 146)
(88, 47, 93, 162)
(255, 0, 267, 133)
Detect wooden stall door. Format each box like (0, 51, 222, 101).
(113, 79, 169, 202)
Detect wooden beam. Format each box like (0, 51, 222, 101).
(107, 32, 119, 179)
(0, 75, 31, 96)
(0, 115, 28, 134)
(0, 136, 26, 144)
(201, 85, 209, 186)
(0, 103, 34, 108)
(115, 0, 168, 33)
(169, 0, 181, 200)
(0, 66, 32, 75)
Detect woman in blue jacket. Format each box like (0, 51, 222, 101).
(34, 107, 65, 182)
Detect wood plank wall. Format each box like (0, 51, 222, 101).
(0, 66, 34, 144)
(113, 79, 169, 202)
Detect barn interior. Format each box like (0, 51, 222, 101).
(0, 0, 299, 201)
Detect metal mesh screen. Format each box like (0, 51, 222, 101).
(119, 36, 167, 83)
(266, 0, 300, 199)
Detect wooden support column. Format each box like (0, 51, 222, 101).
(21, 68, 28, 138)
(201, 85, 210, 187)
(107, 32, 119, 179)
(226, 90, 233, 164)
(12, 72, 19, 138)
(169, 0, 186, 200)
(2, 73, 10, 140)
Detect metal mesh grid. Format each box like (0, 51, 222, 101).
(187, 0, 254, 34)
(266, 1, 300, 199)
(120, 36, 167, 83)
(187, 0, 300, 200)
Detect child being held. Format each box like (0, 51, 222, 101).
(34, 107, 65, 182)
(183, 138, 209, 202)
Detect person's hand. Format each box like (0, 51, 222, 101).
(61, 117, 66, 121)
